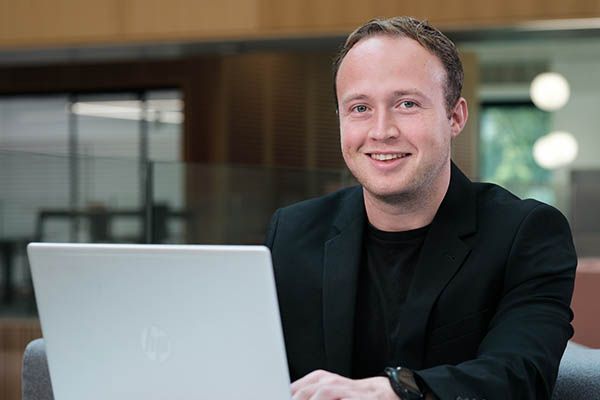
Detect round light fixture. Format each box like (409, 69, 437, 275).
(533, 131, 578, 169)
(530, 72, 570, 111)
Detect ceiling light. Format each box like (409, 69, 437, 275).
(530, 72, 570, 111)
(533, 131, 578, 169)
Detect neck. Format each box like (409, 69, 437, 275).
(364, 164, 451, 232)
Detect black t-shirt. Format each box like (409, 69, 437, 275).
(352, 222, 430, 379)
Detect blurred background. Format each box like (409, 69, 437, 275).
(1, 1, 600, 398)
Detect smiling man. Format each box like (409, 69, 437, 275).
(266, 17, 576, 400)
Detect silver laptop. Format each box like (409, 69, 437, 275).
(28, 243, 292, 400)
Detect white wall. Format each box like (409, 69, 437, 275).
(552, 59, 600, 170)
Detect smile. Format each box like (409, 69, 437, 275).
(368, 153, 410, 161)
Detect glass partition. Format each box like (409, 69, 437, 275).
(157, 162, 354, 245)
(0, 151, 146, 315)
(0, 150, 354, 316)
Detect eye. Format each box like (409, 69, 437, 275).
(351, 104, 369, 113)
(399, 100, 417, 109)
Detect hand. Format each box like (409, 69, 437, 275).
(291, 369, 399, 400)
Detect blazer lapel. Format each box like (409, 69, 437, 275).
(397, 164, 477, 368)
(322, 187, 365, 376)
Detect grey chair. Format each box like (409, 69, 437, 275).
(552, 341, 600, 399)
(22, 339, 53, 400)
(21, 338, 600, 400)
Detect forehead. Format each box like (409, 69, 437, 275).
(336, 35, 446, 96)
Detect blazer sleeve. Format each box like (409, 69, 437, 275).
(416, 203, 577, 400)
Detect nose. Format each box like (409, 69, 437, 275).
(368, 109, 399, 141)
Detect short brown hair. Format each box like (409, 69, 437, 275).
(333, 16, 463, 112)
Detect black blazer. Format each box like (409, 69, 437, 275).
(265, 164, 576, 400)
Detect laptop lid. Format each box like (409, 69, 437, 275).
(28, 243, 291, 400)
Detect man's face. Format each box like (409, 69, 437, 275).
(336, 35, 466, 202)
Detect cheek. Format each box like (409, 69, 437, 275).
(340, 125, 361, 151)
(407, 117, 450, 148)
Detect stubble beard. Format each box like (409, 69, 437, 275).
(351, 150, 450, 213)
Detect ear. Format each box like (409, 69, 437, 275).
(449, 97, 468, 139)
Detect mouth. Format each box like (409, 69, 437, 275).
(367, 152, 411, 161)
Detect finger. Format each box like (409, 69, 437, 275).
(291, 384, 315, 400)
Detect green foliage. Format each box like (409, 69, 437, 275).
(480, 104, 553, 203)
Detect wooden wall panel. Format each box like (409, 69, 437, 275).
(258, 0, 600, 32)
(182, 58, 226, 163)
(452, 52, 480, 180)
(0, 319, 42, 400)
(0, 0, 122, 47)
(222, 52, 341, 169)
(309, 57, 344, 170)
(425, 0, 600, 26)
(1, 0, 600, 49)
(226, 54, 268, 165)
(271, 55, 308, 167)
(257, 0, 370, 31)
(122, 0, 259, 39)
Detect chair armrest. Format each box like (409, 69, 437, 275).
(22, 338, 54, 400)
(552, 341, 600, 399)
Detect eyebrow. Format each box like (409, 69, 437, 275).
(391, 90, 428, 100)
(340, 93, 370, 106)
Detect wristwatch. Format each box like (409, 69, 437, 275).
(384, 366, 425, 400)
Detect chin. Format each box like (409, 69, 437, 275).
(362, 181, 413, 201)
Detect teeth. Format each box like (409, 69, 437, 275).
(370, 153, 407, 161)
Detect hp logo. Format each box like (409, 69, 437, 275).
(141, 325, 172, 363)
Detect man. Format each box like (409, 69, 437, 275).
(265, 16, 576, 400)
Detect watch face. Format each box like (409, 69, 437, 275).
(397, 367, 422, 393)
(385, 367, 424, 399)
